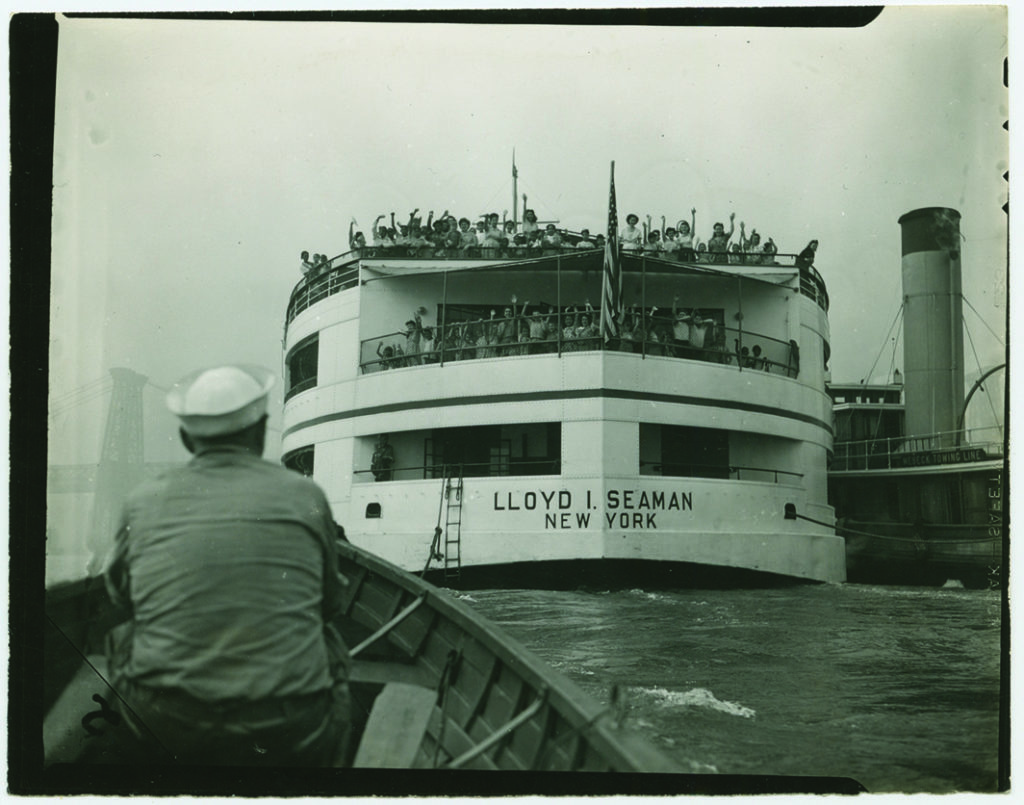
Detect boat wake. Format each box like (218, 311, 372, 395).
(626, 589, 681, 603)
(638, 686, 756, 718)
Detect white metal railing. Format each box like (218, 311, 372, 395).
(831, 425, 1005, 471)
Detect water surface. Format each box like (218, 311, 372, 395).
(462, 583, 1003, 793)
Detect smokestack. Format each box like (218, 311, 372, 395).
(897, 207, 964, 445)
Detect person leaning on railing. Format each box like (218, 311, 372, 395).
(617, 304, 642, 353)
(300, 250, 315, 277)
(796, 239, 818, 269)
(458, 217, 478, 252)
(621, 213, 642, 251)
(375, 341, 398, 370)
(643, 229, 662, 254)
(521, 199, 539, 235)
(541, 224, 563, 255)
(739, 222, 765, 264)
(676, 209, 697, 259)
(750, 344, 767, 370)
(523, 301, 550, 354)
(670, 296, 691, 357)
(706, 212, 736, 264)
(493, 296, 523, 356)
(402, 308, 427, 365)
(373, 217, 395, 248)
(573, 301, 599, 348)
(370, 433, 395, 481)
(481, 213, 503, 257)
(686, 311, 711, 356)
(442, 215, 462, 254)
(348, 220, 366, 254)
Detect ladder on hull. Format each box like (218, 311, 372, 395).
(442, 466, 464, 582)
(424, 465, 463, 582)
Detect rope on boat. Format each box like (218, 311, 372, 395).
(44, 611, 176, 760)
(837, 523, 1000, 546)
(420, 472, 449, 577)
(432, 649, 460, 769)
(788, 505, 999, 546)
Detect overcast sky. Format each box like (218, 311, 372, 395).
(46, 6, 1008, 465)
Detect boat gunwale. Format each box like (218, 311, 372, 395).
(336, 539, 680, 773)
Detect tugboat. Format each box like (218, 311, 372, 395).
(281, 164, 845, 586)
(827, 207, 1006, 588)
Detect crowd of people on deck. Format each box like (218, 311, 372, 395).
(299, 197, 820, 278)
(299, 250, 334, 277)
(369, 298, 800, 378)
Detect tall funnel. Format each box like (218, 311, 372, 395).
(898, 207, 964, 444)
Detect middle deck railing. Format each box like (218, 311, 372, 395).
(359, 314, 801, 378)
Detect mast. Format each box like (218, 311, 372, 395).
(512, 149, 518, 226)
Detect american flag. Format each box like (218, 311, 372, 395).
(601, 162, 621, 343)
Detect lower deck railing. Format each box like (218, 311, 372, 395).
(354, 460, 801, 484)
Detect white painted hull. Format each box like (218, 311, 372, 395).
(283, 252, 845, 584)
(345, 475, 843, 583)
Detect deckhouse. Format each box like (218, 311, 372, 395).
(281, 226, 844, 586)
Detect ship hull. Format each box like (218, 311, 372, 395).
(283, 250, 843, 586)
(829, 461, 1004, 589)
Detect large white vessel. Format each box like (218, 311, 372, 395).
(281, 183, 845, 586)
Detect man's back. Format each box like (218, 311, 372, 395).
(108, 445, 340, 703)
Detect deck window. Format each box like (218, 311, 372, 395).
(640, 424, 730, 479)
(285, 334, 319, 400)
(424, 423, 560, 479)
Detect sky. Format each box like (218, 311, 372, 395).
(45, 5, 1009, 466)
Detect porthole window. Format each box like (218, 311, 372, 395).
(365, 502, 382, 519)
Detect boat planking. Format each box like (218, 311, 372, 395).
(43, 538, 679, 773)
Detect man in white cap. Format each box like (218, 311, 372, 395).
(102, 365, 350, 766)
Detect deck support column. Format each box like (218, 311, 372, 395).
(440, 269, 448, 367)
(641, 255, 647, 359)
(557, 254, 562, 356)
(737, 276, 744, 370)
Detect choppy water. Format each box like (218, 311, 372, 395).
(460, 583, 1004, 793)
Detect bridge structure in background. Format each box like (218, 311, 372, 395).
(48, 366, 283, 498)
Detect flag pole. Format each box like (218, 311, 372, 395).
(512, 149, 518, 226)
(601, 160, 621, 346)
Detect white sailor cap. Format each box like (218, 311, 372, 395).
(166, 364, 275, 437)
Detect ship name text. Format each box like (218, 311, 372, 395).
(492, 488, 693, 530)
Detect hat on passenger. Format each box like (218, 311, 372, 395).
(166, 364, 275, 437)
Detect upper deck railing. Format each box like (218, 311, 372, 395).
(285, 247, 829, 326)
(830, 425, 1005, 472)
